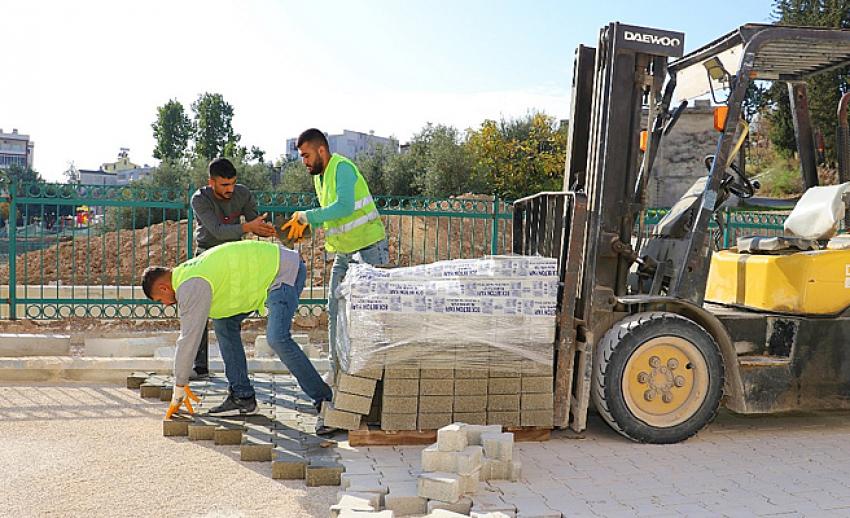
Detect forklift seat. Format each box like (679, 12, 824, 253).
(737, 183, 850, 254)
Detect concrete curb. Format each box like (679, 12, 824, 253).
(0, 356, 329, 383)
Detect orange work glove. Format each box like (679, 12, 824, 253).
(165, 385, 200, 419)
(280, 211, 309, 241)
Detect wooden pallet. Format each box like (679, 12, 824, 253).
(348, 424, 551, 446)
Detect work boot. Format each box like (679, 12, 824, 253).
(189, 368, 210, 381)
(207, 393, 257, 416)
(315, 415, 340, 436)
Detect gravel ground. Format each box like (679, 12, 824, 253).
(0, 382, 336, 518)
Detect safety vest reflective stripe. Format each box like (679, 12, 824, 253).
(354, 194, 374, 211)
(325, 209, 380, 236)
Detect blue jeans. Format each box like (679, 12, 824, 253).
(214, 261, 332, 405)
(328, 239, 390, 369)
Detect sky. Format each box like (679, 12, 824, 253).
(4, 0, 774, 182)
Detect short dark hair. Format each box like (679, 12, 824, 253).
(296, 128, 329, 150)
(208, 157, 237, 179)
(141, 266, 171, 300)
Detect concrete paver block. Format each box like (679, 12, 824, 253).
(488, 378, 521, 395)
(335, 391, 374, 415)
(453, 412, 487, 425)
(454, 395, 487, 412)
(508, 496, 559, 518)
(470, 511, 515, 518)
(384, 367, 420, 379)
(454, 379, 488, 396)
(418, 472, 462, 503)
(422, 444, 483, 475)
(336, 491, 382, 509)
(163, 416, 191, 436)
(418, 413, 453, 431)
(426, 510, 468, 518)
(460, 470, 480, 494)
(380, 413, 417, 431)
(349, 366, 384, 380)
(427, 496, 473, 514)
(509, 460, 521, 482)
(420, 368, 454, 379)
(187, 417, 218, 441)
(272, 449, 307, 479)
(520, 361, 551, 376)
(139, 382, 163, 399)
(306, 459, 344, 486)
(159, 386, 173, 402)
(337, 511, 395, 518)
(341, 474, 383, 490)
(481, 432, 514, 462)
(419, 395, 452, 414)
(520, 393, 553, 410)
(455, 368, 488, 379)
(0, 333, 71, 356)
(340, 458, 377, 475)
(84, 336, 166, 357)
(420, 379, 453, 396)
(322, 401, 363, 431)
(487, 394, 520, 412)
(463, 424, 502, 445)
(213, 424, 243, 445)
(384, 378, 419, 396)
(437, 423, 468, 452)
(384, 483, 428, 516)
(338, 373, 378, 397)
(520, 410, 553, 428)
(126, 371, 153, 389)
(488, 367, 520, 378)
(346, 478, 388, 496)
(382, 396, 418, 413)
(240, 433, 273, 461)
(520, 376, 552, 394)
(487, 412, 519, 428)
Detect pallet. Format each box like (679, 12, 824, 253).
(348, 424, 551, 447)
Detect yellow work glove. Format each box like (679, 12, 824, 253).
(165, 385, 200, 419)
(281, 211, 309, 241)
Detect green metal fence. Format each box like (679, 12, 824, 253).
(0, 181, 513, 319)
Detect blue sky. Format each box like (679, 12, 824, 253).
(5, 0, 774, 181)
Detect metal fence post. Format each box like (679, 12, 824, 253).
(186, 184, 194, 258)
(491, 194, 499, 255)
(723, 208, 731, 249)
(8, 182, 17, 320)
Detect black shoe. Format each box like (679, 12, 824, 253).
(207, 393, 257, 416)
(189, 368, 210, 381)
(315, 416, 340, 436)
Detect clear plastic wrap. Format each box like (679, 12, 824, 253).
(336, 255, 559, 374)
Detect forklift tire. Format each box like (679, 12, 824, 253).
(592, 311, 724, 444)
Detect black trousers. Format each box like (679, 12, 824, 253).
(193, 322, 209, 374)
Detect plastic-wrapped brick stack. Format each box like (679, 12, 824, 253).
(335, 256, 558, 430)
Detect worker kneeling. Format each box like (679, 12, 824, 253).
(141, 240, 334, 431)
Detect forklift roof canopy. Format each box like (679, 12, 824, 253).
(670, 24, 850, 101)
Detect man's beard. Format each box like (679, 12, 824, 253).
(308, 157, 326, 175)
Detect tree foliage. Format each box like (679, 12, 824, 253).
(191, 93, 240, 160)
(277, 159, 314, 194)
(466, 113, 567, 199)
(768, 0, 850, 163)
(152, 99, 192, 161)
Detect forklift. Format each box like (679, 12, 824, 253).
(513, 22, 850, 443)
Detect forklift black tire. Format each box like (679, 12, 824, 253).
(592, 311, 724, 444)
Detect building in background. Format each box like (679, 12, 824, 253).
(78, 148, 154, 185)
(0, 128, 35, 170)
(286, 129, 398, 160)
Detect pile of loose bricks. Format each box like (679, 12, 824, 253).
(333, 422, 540, 518)
(322, 362, 554, 433)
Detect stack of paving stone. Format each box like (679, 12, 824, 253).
(379, 360, 553, 431)
(322, 367, 384, 431)
(135, 372, 345, 486)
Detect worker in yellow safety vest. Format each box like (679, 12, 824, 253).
(281, 128, 389, 376)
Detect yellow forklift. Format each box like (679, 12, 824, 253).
(514, 22, 850, 443)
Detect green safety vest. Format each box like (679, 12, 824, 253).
(171, 240, 280, 319)
(314, 154, 386, 254)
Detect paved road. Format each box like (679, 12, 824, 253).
(3, 381, 850, 517)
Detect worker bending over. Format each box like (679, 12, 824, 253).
(141, 240, 335, 432)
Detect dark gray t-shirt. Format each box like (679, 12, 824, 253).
(191, 184, 258, 251)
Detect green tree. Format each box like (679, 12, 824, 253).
(355, 143, 397, 196)
(192, 92, 240, 160)
(277, 159, 314, 193)
(152, 99, 192, 161)
(769, 0, 850, 163)
(466, 112, 566, 199)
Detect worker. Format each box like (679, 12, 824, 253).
(189, 157, 276, 380)
(283, 128, 388, 375)
(141, 240, 335, 431)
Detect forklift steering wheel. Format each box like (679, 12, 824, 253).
(704, 155, 755, 199)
